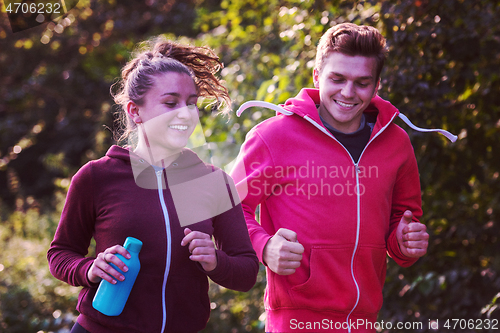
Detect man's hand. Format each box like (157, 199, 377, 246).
(396, 210, 429, 258)
(181, 228, 217, 272)
(263, 228, 304, 275)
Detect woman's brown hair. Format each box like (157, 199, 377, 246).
(112, 36, 230, 144)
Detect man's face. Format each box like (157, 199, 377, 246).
(313, 52, 379, 134)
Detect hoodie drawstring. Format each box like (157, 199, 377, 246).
(237, 100, 457, 142)
(398, 113, 457, 142)
(236, 100, 292, 117)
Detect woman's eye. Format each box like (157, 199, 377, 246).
(164, 102, 177, 108)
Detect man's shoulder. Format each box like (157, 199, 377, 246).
(385, 122, 412, 143)
(247, 113, 307, 139)
(375, 122, 416, 159)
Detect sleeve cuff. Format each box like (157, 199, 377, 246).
(204, 249, 227, 280)
(251, 233, 272, 265)
(80, 258, 99, 288)
(388, 231, 418, 268)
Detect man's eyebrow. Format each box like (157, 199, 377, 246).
(330, 72, 373, 80)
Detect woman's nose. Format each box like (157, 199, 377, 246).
(175, 105, 191, 118)
(175, 104, 198, 119)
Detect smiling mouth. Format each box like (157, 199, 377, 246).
(169, 125, 189, 131)
(335, 100, 357, 108)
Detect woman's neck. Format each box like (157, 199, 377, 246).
(134, 140, 182, 168)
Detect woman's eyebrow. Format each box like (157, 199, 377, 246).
(160, 92, 198, 99)
(161, 92, 180, 97)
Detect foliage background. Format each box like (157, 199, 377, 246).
(0, 0, 499, 332)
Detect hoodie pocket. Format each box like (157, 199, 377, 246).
(352, 245, 386, 314)
(289, 245, 356, 312)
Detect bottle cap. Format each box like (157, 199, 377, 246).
(124, 237, 143, 253)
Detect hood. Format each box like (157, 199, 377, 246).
(106, 145, 209, 189)
(237, 88, 457, 142)
(105, 145, 240, 227)
(281, 88, 400, 135)
(107, 145, 203, 168)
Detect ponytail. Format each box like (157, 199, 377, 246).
(111, 36, 230, 144)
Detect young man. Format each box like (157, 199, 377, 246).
(230, 23, 430, 332)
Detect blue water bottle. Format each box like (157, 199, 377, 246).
(92, 237, 142, 316)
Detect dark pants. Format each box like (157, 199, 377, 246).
(71, 322, 90, 333)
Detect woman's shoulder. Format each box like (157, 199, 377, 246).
(71, 145, 131, 183)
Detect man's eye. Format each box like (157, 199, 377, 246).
(164, 102, 177, 107)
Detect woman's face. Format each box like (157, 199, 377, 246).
(130, 72, 199, 162)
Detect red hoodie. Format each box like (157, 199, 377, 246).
(230, 89, 423, 332)
(47, 145, 259, 333)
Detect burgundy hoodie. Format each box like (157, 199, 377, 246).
(48, 145, 259, 333)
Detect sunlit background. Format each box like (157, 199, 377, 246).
(1, 0, 499, 332)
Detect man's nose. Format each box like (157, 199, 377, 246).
(341, 81, 355, 98)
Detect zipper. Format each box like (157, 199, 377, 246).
(155, 168, 172, 333)
(237, 100, 454, 331)
(345, 164, 361, 333)
(304, 113, 397, 333)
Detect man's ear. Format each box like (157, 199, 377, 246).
(126, 101, 142, 124)
(313, 68, 320, 89)
(372, 79, 380, 98)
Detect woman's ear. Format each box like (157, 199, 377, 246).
(126, 101, 142, 124)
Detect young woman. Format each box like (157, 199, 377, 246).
(47, 38, 259, 333)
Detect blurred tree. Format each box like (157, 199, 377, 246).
(377, 0, 500, 326)
(0, 0, 499, 332)
(0, 0, 210, 208)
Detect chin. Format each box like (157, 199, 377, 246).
(170, 141, 189, 150)
(330, 112, 353, 122)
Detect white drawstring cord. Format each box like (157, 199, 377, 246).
(236, 100, 293, 117)
(237, 100, 458, 143)
(398, 113, 457, 142)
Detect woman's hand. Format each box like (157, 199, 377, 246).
(88, 245, 131, 284)
(181, 228, 217, 272)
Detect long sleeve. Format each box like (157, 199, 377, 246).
(47, 162, 97, 287)
(206, 173, 259, 292)
(230, 127, 278, 264)
(386, 140, 423, 267)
